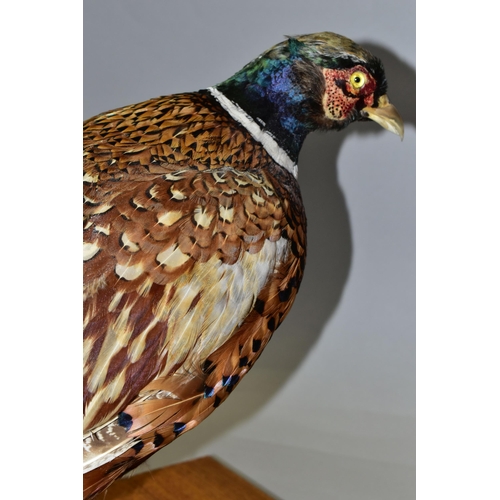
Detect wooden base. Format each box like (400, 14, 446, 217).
(94, 456, 274, 500)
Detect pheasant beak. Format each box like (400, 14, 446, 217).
(362, 95, 404, 140)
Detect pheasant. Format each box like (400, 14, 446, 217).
(83, 32, 403, 498)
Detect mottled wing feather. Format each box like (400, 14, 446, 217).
(84, 166, 293, 431)
(83, 91, 276, 181)
(83, 91, 306, 499)
(83, 231, 304, 499)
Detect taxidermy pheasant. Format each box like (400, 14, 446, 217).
(83, 32, 403, 498)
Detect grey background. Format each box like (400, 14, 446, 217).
(84, 1, 415, 499)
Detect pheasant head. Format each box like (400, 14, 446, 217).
(215, 32, 403, 161)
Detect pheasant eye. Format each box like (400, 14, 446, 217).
(350, 71, 366, 89)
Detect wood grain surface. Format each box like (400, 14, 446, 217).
(94, 456, 275, 500)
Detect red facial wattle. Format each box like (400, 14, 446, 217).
(322, 65, 377, 121)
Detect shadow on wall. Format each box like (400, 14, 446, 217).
(139, 43, 416, 471)
(363, 43, 416, 128)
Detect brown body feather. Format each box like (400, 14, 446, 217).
(83, 91, 306, 499)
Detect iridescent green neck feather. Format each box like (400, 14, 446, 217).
(214, 32, 387, 162)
